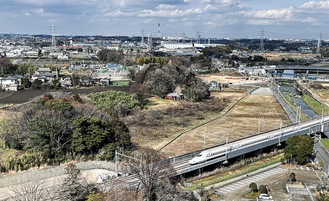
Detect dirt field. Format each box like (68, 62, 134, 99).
(160, 92, 291, 157)
(199, 74, 267, 85)
(313, 89, 329, 105)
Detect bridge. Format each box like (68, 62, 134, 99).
(171, 115, 329, 175)
(265, 66, 329, 74)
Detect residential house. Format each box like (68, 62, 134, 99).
(31, 67, 54, 82)
(60, 77, 72, 88)
(165, 92, 184, 101)
(79, 76, 94, 87)
(0, 75, 22, 91)
(209, 81, 221, 91)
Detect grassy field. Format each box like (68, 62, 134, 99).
(302, 94, 329, 115)
(283, 94, 308, 121)
(185, 153, 283, 190)
(321, 138, 329, 151)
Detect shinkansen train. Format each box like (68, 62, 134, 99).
(189, 115, 329, 165)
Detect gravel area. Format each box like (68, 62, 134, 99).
(250, 87, 273, 96)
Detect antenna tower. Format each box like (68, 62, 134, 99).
(259, 30, 264, 52)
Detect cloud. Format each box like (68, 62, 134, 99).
(242, 8, 294, 20)
(300, 1, 329, 9)
(138, 8, 202, 17)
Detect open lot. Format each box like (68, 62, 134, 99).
(160, 89, 291, 157)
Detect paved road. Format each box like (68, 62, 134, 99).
(215, 166, 288, 195)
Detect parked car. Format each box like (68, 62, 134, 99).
(258, 194, 273, 200)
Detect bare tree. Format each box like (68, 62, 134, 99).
(8, 174, 59, 201)
(127, 148, 177, 201)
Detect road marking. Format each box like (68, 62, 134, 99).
(215, 167, 287, 194)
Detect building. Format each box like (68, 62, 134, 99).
(0, 75, 22, 91)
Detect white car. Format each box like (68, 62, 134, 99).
(258, 194, 273, 200)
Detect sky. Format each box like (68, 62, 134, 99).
(1, 0, 329, 39)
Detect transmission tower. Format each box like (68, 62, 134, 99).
(259, 30, 264, 52)
(182, 32, 186, 43)
(196, 31, 201, 44)
(157, 22, 161, 38)
(51, 24, 56, 47)
(316, 34, 322, 56)
(147, 33, 152, 51)
(141, 30, 145, 45)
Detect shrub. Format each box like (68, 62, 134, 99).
(259, 185, 268, 194)
(249, 182, 258, 193)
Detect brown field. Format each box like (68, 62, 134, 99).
(254, 52, 317, 61)
(160, 93, 290, 157)
(313, 89, 329, 104)
(128, 89, 251, 151)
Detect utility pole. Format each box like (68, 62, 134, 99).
(278, 119, 283, 146)
(224, 132, 229, 164)
(204, 128, 206, 149)
(115, 149, 140, 177)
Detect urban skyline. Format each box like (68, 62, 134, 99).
(1, 0, 329, 39)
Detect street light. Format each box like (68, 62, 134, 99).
(224, 132, 229, 164)
(278, 119, 283, 146)
(258, 116, 265, 133)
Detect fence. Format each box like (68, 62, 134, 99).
(270, 81, 297, 123)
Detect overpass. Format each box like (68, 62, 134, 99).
(265, 66, 329, 74)
(171, 115, 329, 175)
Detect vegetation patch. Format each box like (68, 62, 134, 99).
(283, 94, 308, 121)
(321, 138, 329, 151)
(302, 94, 329, 115)
(0, 94, 132, 172)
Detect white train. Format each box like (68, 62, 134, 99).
(188, 115, 329, 165)
(188, 143, 240, 165)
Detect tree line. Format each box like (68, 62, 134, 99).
(0, 92, 133, 171)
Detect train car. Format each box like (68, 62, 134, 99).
(188, 115, 329, 165)
(188, 147, 226, 165)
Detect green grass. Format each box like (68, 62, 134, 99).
(321, 139, 329, 151)
(302, 94, 329, 115)
(283, 94, 308, 121)
(185, 153, 283, 190)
